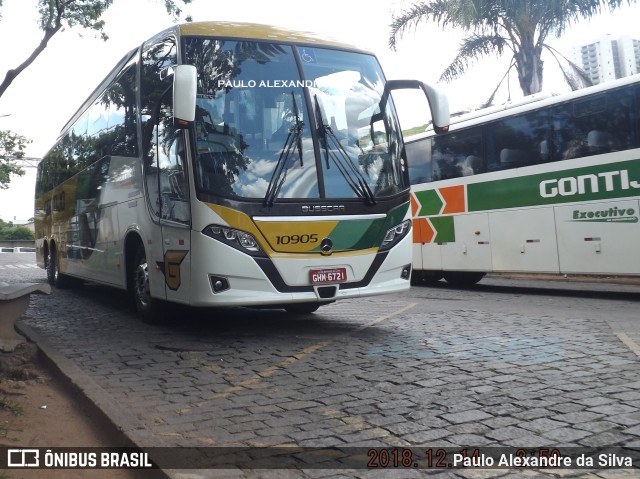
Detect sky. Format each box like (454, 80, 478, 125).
(0, 0, 638, 223)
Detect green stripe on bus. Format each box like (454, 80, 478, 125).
(322, 219, 381, 250)
(431, 216, 455, 243)
(414, 189, 443, 216)
(467, 158, 640, 212)
(309, 202, 409, 251)
(385, 202, 410, 227)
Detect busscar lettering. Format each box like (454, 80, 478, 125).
(301, 205, 346, 213)
(539, 169, 640, 198)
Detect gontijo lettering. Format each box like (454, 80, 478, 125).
(540, 169, 640, 198)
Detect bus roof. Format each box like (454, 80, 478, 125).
(57, 22, 371, 139)
(441, 73, 640, 132)
(176, 21, 368, 52)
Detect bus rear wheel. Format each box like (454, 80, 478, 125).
(132, 246, 161, 323)
(47, 246, 73, 288)
(442, 271, 486, 286)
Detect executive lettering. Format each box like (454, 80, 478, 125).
(572, 206, 636, 219)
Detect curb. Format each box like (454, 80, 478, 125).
(487, 272, 640, 286)
(15, 321, 171, 478)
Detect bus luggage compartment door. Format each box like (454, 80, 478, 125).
(554, 199, 640, 275)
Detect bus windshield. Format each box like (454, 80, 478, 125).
(183, 37, 407, 202)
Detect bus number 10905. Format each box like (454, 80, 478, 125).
(275, 234, 319, 245)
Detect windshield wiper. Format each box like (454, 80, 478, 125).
(263, 92, 304, 206)
(313, 95, 376, 205)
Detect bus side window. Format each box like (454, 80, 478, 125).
(141, 36, 177, 166)
(432, 129, 484, 180)
(155, 92, 190, 224)
(108, 59, 138, 158)
(141, 36, 178, 219)
(489, 112, 548, 170)
(432, 136, 458, 180)
(587, 130, 614, 154)
(406, 137, 432, 184)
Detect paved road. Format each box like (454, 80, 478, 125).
(4, 252, 640, 478)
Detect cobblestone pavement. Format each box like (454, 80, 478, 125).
(4, 253, 640, 478)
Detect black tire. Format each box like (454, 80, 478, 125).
(46, 246, 73, 288)
(132, 245, 162, 323)
(442, 271, 486, 286)
(284, 303, 321, 315)
(411, 270, 443, 286)
(46, 249, 55, 286)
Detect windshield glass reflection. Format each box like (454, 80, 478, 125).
(185, 37, 318, 200)
(301, 47, 407, 199)
(184, 38, 407, 201)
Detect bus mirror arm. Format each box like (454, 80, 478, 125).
(173, 65, 198, 129)
(379, 80, 450, 134)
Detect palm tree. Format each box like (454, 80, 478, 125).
(389, 0, 637, 102)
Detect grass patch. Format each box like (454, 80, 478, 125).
(0, 395, 24, 416)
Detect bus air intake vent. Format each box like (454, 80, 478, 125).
(316, 286, 337, 299)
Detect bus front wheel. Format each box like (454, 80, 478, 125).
(442, 271, 486, 286)
(132, 246, 161, 323)
(411, 270, 443, 286)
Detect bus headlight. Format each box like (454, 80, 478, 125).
(379, 219, 411, 251)
(203, 225, 266, 257)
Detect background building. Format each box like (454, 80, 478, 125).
(572, 34, 640, 85)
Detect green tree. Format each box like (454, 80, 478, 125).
(0, 130, 30, 189)
(389, 0, 637, 101)
(0, 224, 35, 240)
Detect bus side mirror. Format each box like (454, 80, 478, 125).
(416, 81, 450, 134)
(173, 65, 197, 129)
(380, 80, 450, 134)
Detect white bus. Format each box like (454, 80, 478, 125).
(407, 74, 640, 286)
(34, 22, 449, 321)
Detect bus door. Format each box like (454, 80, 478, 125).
(152, 98, 192, 305)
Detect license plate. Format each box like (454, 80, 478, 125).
(309, 267, 347, 284)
